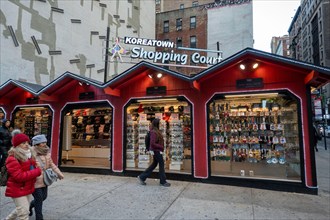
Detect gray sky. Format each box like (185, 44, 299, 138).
(253, 0, 301, 52)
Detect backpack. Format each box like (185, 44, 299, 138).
(0, 165, 8, 187)
(145, 131, 150, 152)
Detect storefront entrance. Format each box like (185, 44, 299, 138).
(60, 102, 112, 169)
(207, 91, 301, 181)
(124, 96, 193, 175)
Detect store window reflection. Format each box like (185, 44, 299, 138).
(125, 97, 192, 175)
(61, 105, 112, 169)
(207, 92, 301, 181)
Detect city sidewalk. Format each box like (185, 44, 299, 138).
(1, 141, 329, 220)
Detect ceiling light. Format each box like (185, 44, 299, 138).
(148, 74, 153, 78)
(224, 93, 278, 98)
(137, 98, 178, 103)
(78, 82, 83, 86)
(239, 64, 245, 70)
(252, 63, 259, 69)
(157, 73, 163, 78)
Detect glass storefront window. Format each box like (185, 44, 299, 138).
(12, 107, 53, 145)
(207, 92, 301, 181)
(61, 106, 112, 169)
(125, 97, 192, 174)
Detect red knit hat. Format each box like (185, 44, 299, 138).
(12, 133, 30, 147)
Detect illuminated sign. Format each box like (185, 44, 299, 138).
(110, 36, 223, 66)
(124, 37, 174, 48)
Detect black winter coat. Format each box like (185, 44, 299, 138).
(0, 125, 11, 150)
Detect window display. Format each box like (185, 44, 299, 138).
(12, 107, 52, 145)
(125, 98, 192, 174)
(61, 107, 112, 168)
(208, 92, 301, 181)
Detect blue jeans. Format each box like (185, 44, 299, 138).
(139, 151, 167, 184)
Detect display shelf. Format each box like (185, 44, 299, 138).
(138, 120, 150, 168)
(209, 101, 299, 168)
(169, 119, 184, 170)
(126, 120, 138, 167)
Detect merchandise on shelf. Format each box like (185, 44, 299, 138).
(126, 120, 138, 167)
(138, 119, 150, 168)
(209, 100, 298, 167)
(13, 108, 52, 144)
(169, 119, 184, 170)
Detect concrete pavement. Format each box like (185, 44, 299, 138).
(1, 140, 329, 220)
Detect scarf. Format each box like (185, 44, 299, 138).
(33, 145, 50, 156)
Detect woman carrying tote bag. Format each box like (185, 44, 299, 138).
(29, 134, 64, 220)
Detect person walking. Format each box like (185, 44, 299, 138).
(313, 124, 321, 152)
(0, 119, 12, 168)
(137, 118, 171, 187)
(5, 133, 42, 220)
(29, 134, 64, 220)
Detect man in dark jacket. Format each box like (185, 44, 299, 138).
(0, 119, 12, 167)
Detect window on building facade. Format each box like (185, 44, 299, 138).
(176, 18, 182, 31)
(164, 20, 169, 33)
(190, 16, 196, 29)
(192, 1, 198, 7)
(176, 37, 182, 48)
(155, 0, 160, 4)
(190, 36, 196, 48)
(180, 4, 184, 9)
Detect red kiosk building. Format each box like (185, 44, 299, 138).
(1, 48, 329, 194)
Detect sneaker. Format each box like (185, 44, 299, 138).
(160, 182, 171, 187)
(137, 176, 146, 185)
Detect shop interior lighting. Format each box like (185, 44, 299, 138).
(20, 107, 45, 110)
(78, 82, 83, 86)
(137, 98, 178, 103)
(239, 64, 246, 70)
(148, 74, 153, 78)
(224, 93, 278, 98)
(157, 73, 163, 78)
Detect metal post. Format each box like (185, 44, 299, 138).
(104, 27, 110, 83)
(321, 87, 327, 150)
(217, 42, 220, 57)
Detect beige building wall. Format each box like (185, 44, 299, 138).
(0, 0, 155, 85)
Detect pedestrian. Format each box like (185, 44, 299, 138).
(5, 133, 42, 220)
(29, 134, 64, 220)
(313, 124, 321, 152)
(0, 119, 12, 168)
(137, 118, 171, 187)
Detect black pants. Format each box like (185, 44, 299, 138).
(31, 187, 48, 220)
(139, 151, 167, 184)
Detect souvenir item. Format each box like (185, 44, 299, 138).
(260, 117, 266, 130)
(279, 157, 286, 164)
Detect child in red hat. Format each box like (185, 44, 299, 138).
(4, 133, 42, 220)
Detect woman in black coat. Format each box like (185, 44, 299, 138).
(0, 119, 12, 167)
